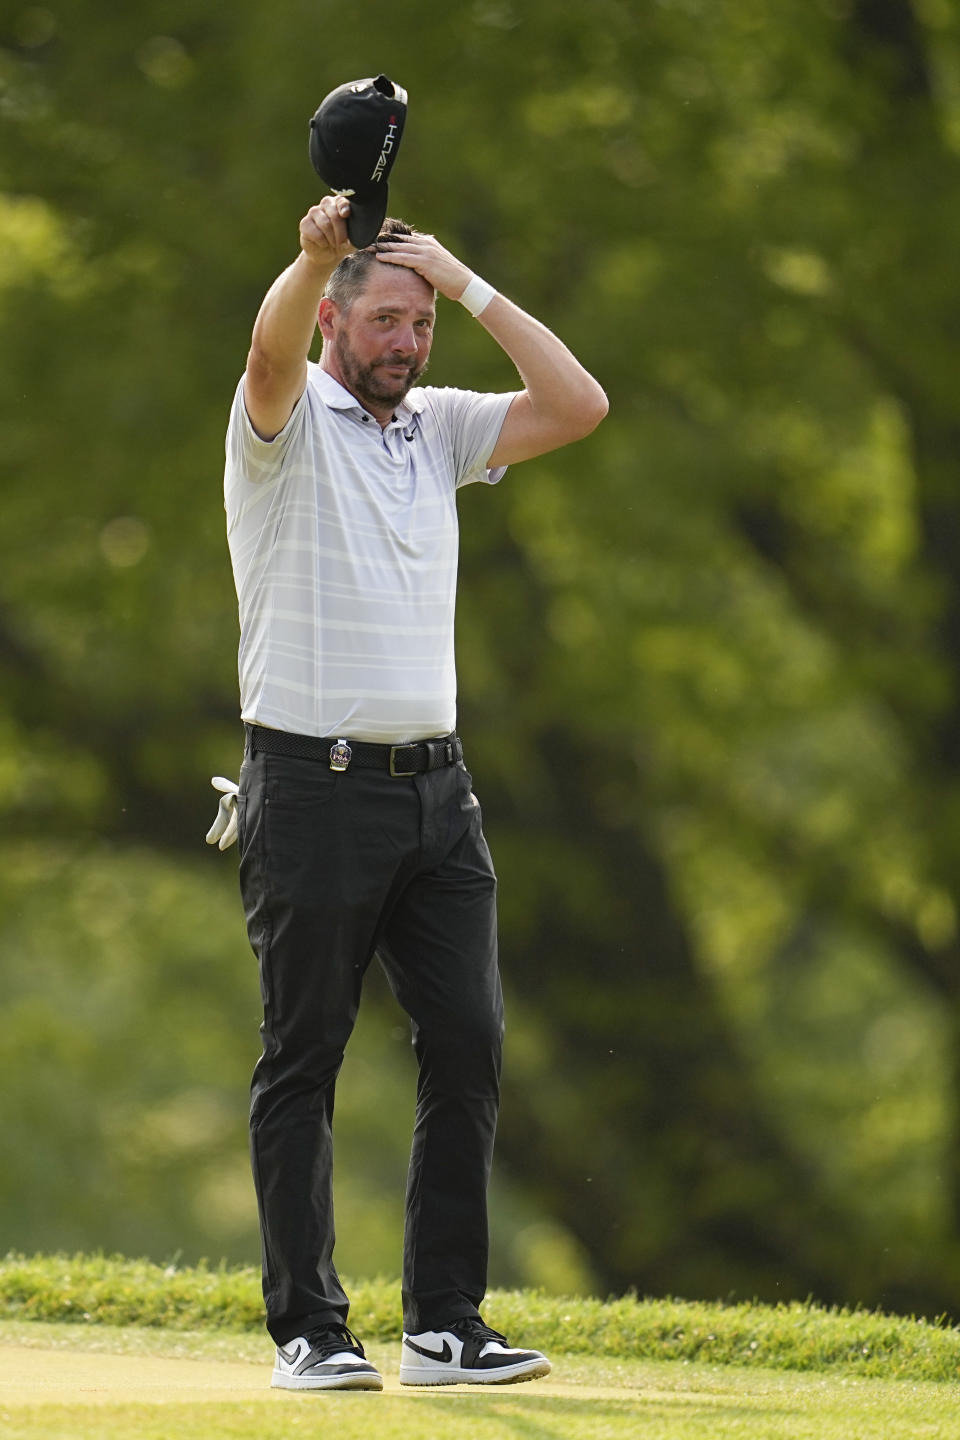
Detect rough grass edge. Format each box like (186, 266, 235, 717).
(3, 1252, 960, 1384)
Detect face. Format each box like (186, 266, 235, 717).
(322, 265, 436, 416)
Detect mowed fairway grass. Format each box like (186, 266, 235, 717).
(2, 1257, 960, 1438)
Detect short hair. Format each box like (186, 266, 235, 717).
(324, 218, 432, 311)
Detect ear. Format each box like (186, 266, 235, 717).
(317, 297, 338, 341)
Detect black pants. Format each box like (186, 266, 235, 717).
(236, 733, 503, 1344)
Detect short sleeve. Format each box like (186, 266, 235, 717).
(418, 387, 517, 489)
(224, 376, 309, 490)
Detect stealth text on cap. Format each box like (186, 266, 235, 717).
(371, 120, 399, 183)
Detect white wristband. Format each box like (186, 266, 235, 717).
(458, 273, 497, 318)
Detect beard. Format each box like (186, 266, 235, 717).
(332, 331, 429, 412)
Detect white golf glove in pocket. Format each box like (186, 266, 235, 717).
(206, 776, 239, 850)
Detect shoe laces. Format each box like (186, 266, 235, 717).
(449, 1316, 506, 1345)
(305, 1323, 366, 1360)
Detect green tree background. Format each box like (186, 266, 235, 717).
(2, 0, 960, 1319)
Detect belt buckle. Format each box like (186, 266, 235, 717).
(389, 744, 418, 777)
(329, 739, 352, 772)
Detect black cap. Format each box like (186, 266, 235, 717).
(308, 74, 408, 249)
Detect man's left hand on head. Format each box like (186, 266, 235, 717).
(375, 232, 473, 302)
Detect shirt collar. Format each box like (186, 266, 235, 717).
(313, 364, 425, 421)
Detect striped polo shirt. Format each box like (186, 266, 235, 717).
(224, 363, 515, 742)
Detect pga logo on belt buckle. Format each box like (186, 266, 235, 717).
(329, 739, 353, 772)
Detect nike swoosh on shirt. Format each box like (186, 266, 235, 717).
(405, 1338, 453, 1363)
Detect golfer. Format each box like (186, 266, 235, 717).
(222, 192, 607, 1391)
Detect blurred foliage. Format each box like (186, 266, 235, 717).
(3, 0, 960, 1318)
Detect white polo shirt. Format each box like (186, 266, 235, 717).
(224, 363, 515, 742)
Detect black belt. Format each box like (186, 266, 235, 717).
(248, 724, 463, 777)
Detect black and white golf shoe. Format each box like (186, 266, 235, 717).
(399, 1316, 551, 1386)
(271, 1326, 383, 1391)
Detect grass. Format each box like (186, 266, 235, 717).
(2, 1254, 960, 1438)
(4, 1251, 960, 1382)
(2, 1324, 960, 1439)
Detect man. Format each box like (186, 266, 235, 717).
(221, 192, 607, 1391)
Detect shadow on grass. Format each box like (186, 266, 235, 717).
(403, 1390, 798, 1440)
